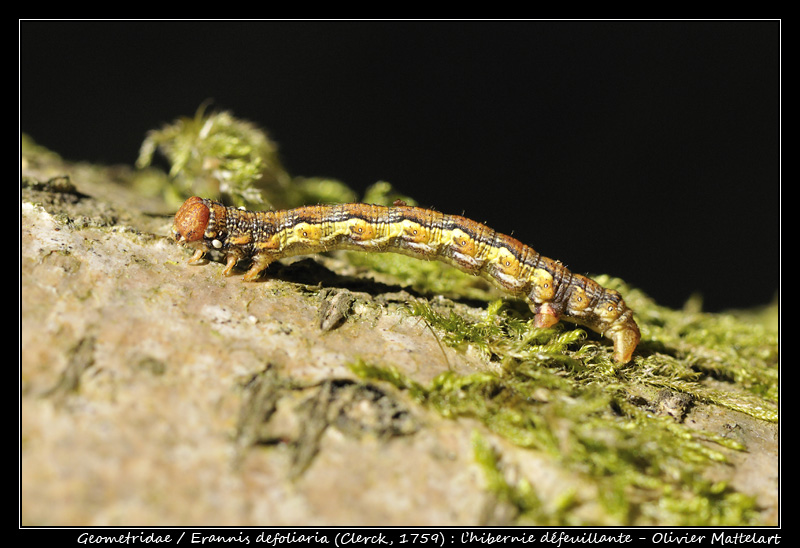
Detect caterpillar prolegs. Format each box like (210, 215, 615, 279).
(172, 196, 641, 363)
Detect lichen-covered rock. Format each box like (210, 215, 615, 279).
(20, 146, 778, 527)
(20, 164, 492, 525)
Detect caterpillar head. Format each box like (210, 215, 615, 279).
(173, 196, 211, 244)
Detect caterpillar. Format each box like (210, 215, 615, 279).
(172, 196, 641, 363)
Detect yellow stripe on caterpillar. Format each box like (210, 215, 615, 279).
(172, 196, 641, 363)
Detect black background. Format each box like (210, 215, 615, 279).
(20, 20, 780, 312)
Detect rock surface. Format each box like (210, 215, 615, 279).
(20, 154, 778, 527)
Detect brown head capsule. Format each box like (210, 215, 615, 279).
(172, 196, 210, 243)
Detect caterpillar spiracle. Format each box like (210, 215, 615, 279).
(172, 196, 641, 363)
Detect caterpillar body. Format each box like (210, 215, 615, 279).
(172, 196, 641, 363)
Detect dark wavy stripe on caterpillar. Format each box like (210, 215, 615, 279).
(172, 196, 640, 363)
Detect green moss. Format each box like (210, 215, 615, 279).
(351, 354, 761, 524)
(610, 277, 778, 421)
(343, 251, 502, 303)
(135, 105, 365, 211)
(471, 430, 565, 525)
(348, 279, 776, 525)
(136, 104, 290, 209)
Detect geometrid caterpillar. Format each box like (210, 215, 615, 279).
(172, 196, 641, 363)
